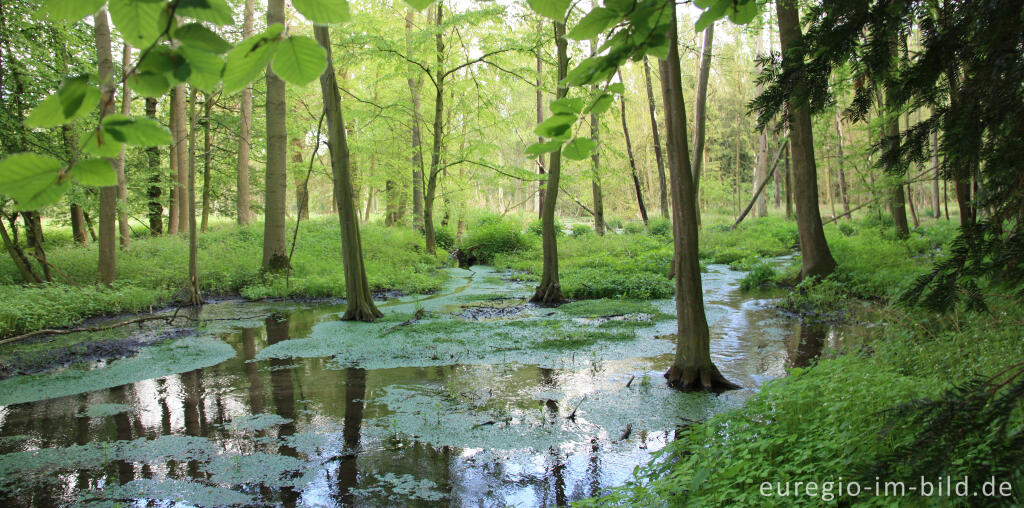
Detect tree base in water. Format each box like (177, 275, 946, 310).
(665, 364, 741, 392)
(342, 303, 383, 323)
(530, 282, 564, 305)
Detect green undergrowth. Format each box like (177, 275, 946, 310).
(0, 218, 447, 338)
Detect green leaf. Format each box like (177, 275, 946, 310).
(26, 77, 100, 128)
(102, 114, 173, 147)
(0, 153, 67, 210)
(69, 159, 117, 186)
(586, 93, 613, 115)
(271, 35, 327, 87)
(567, 7, 619, 41)
(292, 0, 351, 24)
(179, 46, 224, 92)
(177, 0, 234, 25)
(108, 0, 167, 48)
(604, 0, 633, 15)
(526, 0, 570, 21)
(222, 24, 284, 95)
(695, 0, 728, 32)
(534, 113, 576, 139)
(525, 139, 564, 156)
(129, 71, 171, 98)
(549, 97, 584, 115)
(80, 129, 125, 158)
(404, 0, 434, 9)
(174, 23, 231, 54)
(36, 0, 105, 22)
(562, 137, 596, 160)
(728, 0, 759, 25)
(608, 82, 625, 94)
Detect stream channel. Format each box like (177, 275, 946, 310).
(0, 262, 854, 506)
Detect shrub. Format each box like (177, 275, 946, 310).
(433, 227, 455, 251)
(606, 217, 624, 230)
(571, 223, 594, 237)
(646, 217, 672, 239)
(838, 221, 855, 237)
(623, 221, 645, 234)
(461, 220, 529, 264)
(526, 218, 564, 236)
(739, 261, 778, 291)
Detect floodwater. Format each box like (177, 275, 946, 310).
(0, 264, 852, 507)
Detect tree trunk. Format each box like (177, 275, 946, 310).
(407, 10, 426, 232)
(642, 56, 668, 220)
(262, 0, 289, 272)
(423, 2, 445, 256)
(71, 204, 89, 244)
(173, 84, 189, 235)
(201, 95, 212, 232)
(754, 27, 768, 218)
(292, 139, 309, 220)
(315, 25, 383, 322)
(145, 97, 163, 234)
(930, 125, 940, 218)
(186, 88, 201, 304)
(660, 8, 737, 392)
(536, 20, 547, 218)
(690, 24, 714, 228)
(236, 0, 255, 225)
(784, 141, 792, 218)
(777, 0, 836, 279)
(94, 7, 118, 286)
(618, 73, 648, 225)
(115, 42, 131, 250)
(531, 20, 567, 304)
(0, 215, 40, 283)
(835, 111, 851, 220)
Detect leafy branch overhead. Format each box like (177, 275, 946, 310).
(1, 0, 437, 211)
(523, 0, 757, 161)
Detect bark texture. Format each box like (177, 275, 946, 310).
(236, 0, 255, 225)
(94, 7, 117, 286)
(262, 0, 289, 272)
(691, 24, 714, 227)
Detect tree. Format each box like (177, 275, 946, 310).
(145, 97, 163, 234)
(94, 7, 117, 286)
(173, 83, 188, 235)
(236, 0, 255, 226)
(535, 19, 547, 218)
(315, 25, 383, 322)
(618, 70, 648, 225)
(772, 0, 836, 279)
(115, 42, 131, 250)
(642, 56, 668, 220)
(753, 27, 768, 218)
(262, 0, 289, 272)
(691, 24, 714, 227)
(186, 88, 200, 305)
(531, 19, 568, 304)
(406, 9, 425, 231)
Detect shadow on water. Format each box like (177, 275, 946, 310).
(0, 264, 855, 506)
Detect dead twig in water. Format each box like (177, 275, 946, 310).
(626, 375, 635, 388)
(472, 420, 497, 429)
(567, 395, 586, 420)
(618, 423, 633, 441)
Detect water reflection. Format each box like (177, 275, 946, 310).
(788, 324, 827, 368)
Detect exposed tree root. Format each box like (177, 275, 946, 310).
(530, 282, 564, 305)
(665, 364, 742, 393)
(342, 303, 384, 323)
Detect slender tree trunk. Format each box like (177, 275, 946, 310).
(201, 95, 212, 232)
(754, 27, 768, 218)
(406, 11, 426, 232)
(292, 139, 309, 220)
(236, 0, 255, 225)
(0, 215, 40, 283)
(536, 20, 547, 218)
(835, 111, 851, 219)
(930, 125, 941, 218)
(71, 204, 89, 244)
(784, 141, 792, 218)
(532, 20, 567, 304)
(642, 56, 668, 220)
(186, 88, 201, 304)
(423, 2, 445, 255)
(167, 98, 179, 236)
(660, 8, 737, 392)
(173, 84, 189, 235)
(618, 73, 648, 225)
(315, 25, 383, 322)
(115, 43, 131, 250)
(94, 7, 118, 286)
(777, 0, 836, 279)
(824, 146, 835, 219)
(145, 97, 163, 234)
(691, 24, 714, 228)
(262, 0, 289, 272)
(22, 212, 50, 281)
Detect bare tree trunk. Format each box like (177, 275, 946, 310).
(292, 139, 309, 220)
(660, 8, 737, 392)
(784, 141, 792, 218)
(618, 72, 648, 225)
(115, 43, 131, 250)
(406, 10, 425, 231)
(173, 84, 189, 235)
(236, 0, 255, 225)
(94, 7, 117, 286)
(71, 204, 89, 244)
(754, 27, 768, 217)
(186, 88, 201, 304)
(835, 111, 851, 219)
(777, 0, 836, 279)
(642, 56, 668, 220)
(315, 25, 383, 322)
(0, 215, 40, 283)
(532, 20, 567, 305)
(167, 100, 179, 236)
(930, 124, 941, 218)
(423, 2, 445, 255)
(201, 95, 212, 232)
(262, 0, 289, 272)
(145, 97, 163, 234)
(536, 19, 547, 218)
(690, 24, 714, 228)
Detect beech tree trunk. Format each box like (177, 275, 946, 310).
(173, 84, 189, 235)
(262, 0, 289, 272)
(292, 139, 309, 220)
(94, 7, 117, 286)
(115, 43, 131, 250)
(536, 20, 547, 218)
(642, 56, 668, 220)
(930, 126, 941, 218)
(423, 2, 445, 255)
(315, 25, 383, 322)
(407, 10, 425, 231)
(835, 111, 851, 219)
(660, 8, 738, 392)
(145, 97, 163, 234)
(186, 89, 201, 304)
(201, 95, 212, 232)
(236, 0, 255, 225)
(531, 20, 567, 305)
(691, 24, 714, 227)
(753, 28, 768, 218)
(71, 204, 89, 245)
(777, 0, 837, 279)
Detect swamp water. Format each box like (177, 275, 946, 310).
(0, 264, 851, 506)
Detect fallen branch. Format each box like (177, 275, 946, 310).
(567, 395, 586, 420)
(0, 314, 192, 346)
(618, 423, 633, 441)
(625, 375, 635, 388)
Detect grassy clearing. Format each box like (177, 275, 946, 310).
(0, 217, 447, 338)
(583, 216, 1024, 506)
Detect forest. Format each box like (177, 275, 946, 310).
(0, 0, 1021, 505)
